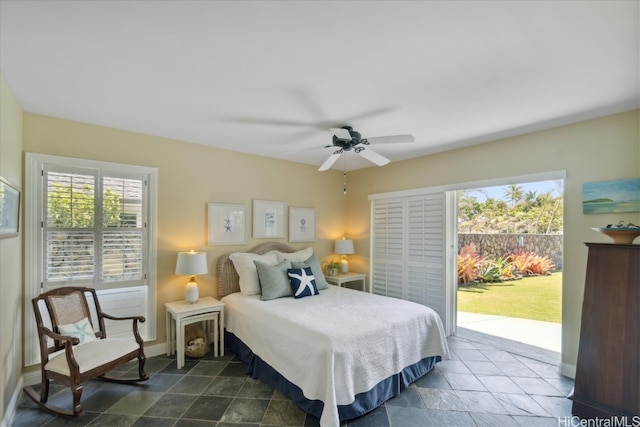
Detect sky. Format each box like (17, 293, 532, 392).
(462, 179, 563, 202)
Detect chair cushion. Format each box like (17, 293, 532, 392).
(45, 337, 140, 376)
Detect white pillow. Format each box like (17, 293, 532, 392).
(230, 251, 279, 295)
(58, 317, 97, 345)
(275, 247, 313, 263)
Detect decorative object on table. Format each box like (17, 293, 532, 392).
(325, 259, 340, 276)
(0, 176, 20, 239)
(582, 177, 640, 214)
(253, 200, 285, 238)
(207, 203, 246, 245)
(591, 221, 640, 244)
(289, 207, 316, 242)
(176, 250, 208, 303)
(335, 238, 355, 273)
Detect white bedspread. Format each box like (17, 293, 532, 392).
(222, 285, 449, 427)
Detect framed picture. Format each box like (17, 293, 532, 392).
(583, 177, 640, 214)
(253, 200, 285, 238)
(207, 203, 246, 245)
(0, 176, 20, 239)
(289, 207, 316, 242)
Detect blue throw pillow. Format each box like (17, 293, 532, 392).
(287, 267, 319, 299)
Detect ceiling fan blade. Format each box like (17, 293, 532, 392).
(356, 147, 390, 167)
(330, 128, 352, 140)
(318, 150, 343, 171)
(342, 106, 397, 123)
(365, 134, 415, 144)
(226, 117, 319, 127)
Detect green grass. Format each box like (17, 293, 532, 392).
(457, 272, 562, 323)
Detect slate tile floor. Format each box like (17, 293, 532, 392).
(11, 336, 574, 427)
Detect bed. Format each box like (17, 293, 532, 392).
(217, 242, 449, 427)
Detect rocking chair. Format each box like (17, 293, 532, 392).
(24, 286, 149, 417)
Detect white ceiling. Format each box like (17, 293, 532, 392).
(1, 1, 638, 170)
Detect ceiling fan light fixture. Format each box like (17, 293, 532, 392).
(320, 126, 414, 171)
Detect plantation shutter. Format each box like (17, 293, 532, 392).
(371, 199, 404, 298)
(371, 193, 447, 323)
(42, 165, 147, 291)
(101, 175, 145, 285)
(44, 167, 97, 287)
(406, 194, 446, 321)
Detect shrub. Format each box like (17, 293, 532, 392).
(479, 257, 516, 282)
(479, 262, 502, 283)
(458, 244, 484, 284)
(458, 246, 555, 284)
(509, 250, 555, 276)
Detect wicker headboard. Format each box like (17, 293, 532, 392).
(216, 242, 296, 297)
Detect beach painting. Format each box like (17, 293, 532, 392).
(583, 177, 640, 214)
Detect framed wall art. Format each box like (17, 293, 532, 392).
(289, 207, 316, 242)
(207, 203, 246, 245)
(0, 176, 20, 239)
(582, 177, 640, 214)
(253, 200, 285, 238)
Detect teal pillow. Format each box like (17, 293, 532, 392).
(291, 253, 328, 290)
(254, 260, 293, 301)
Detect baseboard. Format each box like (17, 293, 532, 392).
(560, 362, 576, 379)
(1, 375, 24, 427)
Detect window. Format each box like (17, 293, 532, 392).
(25, 153, 157, 365)
(43, 166, 146, 288)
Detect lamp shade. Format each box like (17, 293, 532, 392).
(334, 239, 354, 255)
(175, 251, 208, 275)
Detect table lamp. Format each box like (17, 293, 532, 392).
(334, 238, 354, 274)
(175, 250, 208, 303)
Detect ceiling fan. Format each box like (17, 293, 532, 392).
(319, 126, 415, 171)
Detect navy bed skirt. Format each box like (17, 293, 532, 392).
(225, 330, 441, 421)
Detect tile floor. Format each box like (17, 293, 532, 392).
(11, 336, 575, 427)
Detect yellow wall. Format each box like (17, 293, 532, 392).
(0, 75, 24, 423)
(345, 110, 640, 373)
(22, 112, 347, 351)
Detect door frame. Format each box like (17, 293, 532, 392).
(447, 170, 566, 337)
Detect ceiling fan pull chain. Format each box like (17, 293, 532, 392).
(343, 170, 347, 195)
(343, 155, 347, 195)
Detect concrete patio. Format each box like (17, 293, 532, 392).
(457, 311, 561, 364)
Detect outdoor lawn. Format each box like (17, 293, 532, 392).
(457, 272, 562, 323)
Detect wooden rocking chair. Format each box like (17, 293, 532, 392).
(23, 286, 149, 417)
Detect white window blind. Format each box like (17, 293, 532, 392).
(25, 153, 158, 366)
(371, 193, 447, 323)
(42, 165, 147, 290)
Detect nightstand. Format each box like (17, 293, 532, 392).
(325, 272, 367, 292)
(165, 296, 225, 368)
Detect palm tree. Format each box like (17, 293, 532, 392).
(503, 184, 524, 207)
